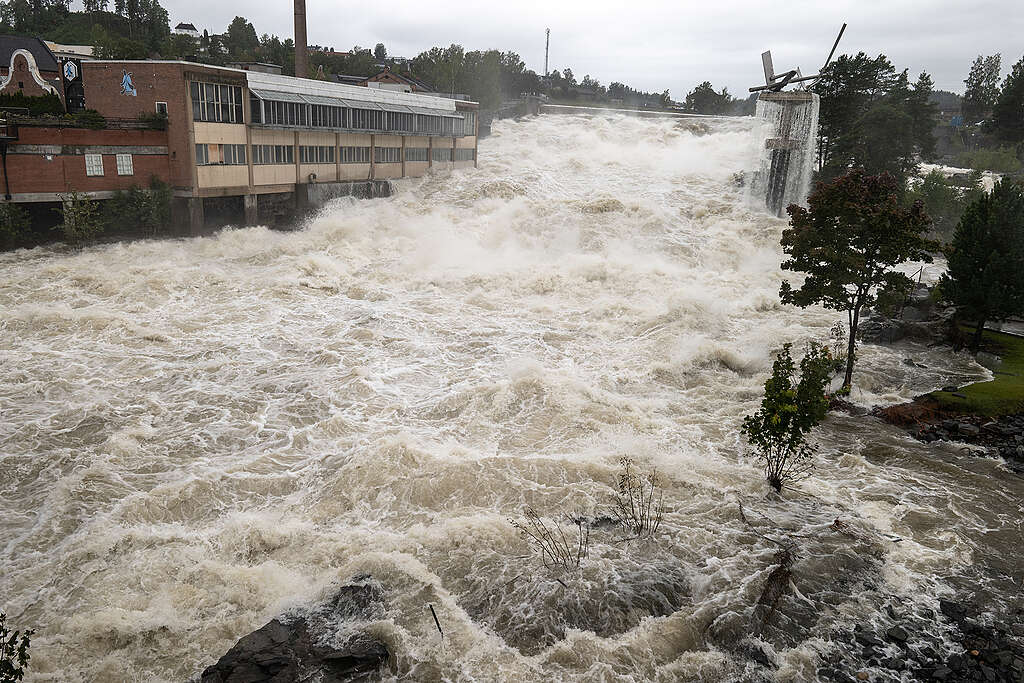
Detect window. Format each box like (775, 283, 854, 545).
(190, 81, 243, 123)
(253, 144, 294, 165)
(85, 153, 103, 176)
(116, 153, 134, 175)
(405, 147, 428, 162)
(310, 104, 344, 128)
(454, 148, 476, 162)
(416, 114, 441, 135)
(155, 101, 168, 115)
(222, 144, 247, 165)
(195, 144, 209, 165)
(340, 146, 370, 164)
(374, 147, 401, 164)
(299, 145, 335, 164)
(262, 100, 309, 127)
(458, 111, 477, 136)
(431, 147, 452, 162)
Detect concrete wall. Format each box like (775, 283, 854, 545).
(194, 122, 247, 145)
(254, 164, 296, 185)
(197, 165, 248, 188)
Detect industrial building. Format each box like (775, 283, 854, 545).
(0, 55, 479, 231)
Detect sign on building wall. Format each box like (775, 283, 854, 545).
(121, 69, 137, 96)
(60, 58, 84, 113)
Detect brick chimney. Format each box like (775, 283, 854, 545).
(294, 0, 308, 79)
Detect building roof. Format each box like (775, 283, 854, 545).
(335, 74, 366, 85)
(364, 69, 435, 92)
(0, 35, 59, 72)
(174, 22, 198, 31)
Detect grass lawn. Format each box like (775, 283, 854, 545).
(926, 328, 1024, 417)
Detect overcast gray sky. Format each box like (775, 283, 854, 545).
(160, 0, 1023, 98)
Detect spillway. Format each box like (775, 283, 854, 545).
(0, 113, 1020, 682)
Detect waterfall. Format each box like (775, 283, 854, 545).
(749, 91, 819, 217)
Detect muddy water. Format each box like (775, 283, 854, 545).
(0, 114, 1021, 682)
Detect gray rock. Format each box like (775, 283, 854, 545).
(886, 625, 909, 643)
(941, 386, 959, 393)
(958, 423, 981, 436)
(200, 579, 389, 683)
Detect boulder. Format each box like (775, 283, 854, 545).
(201, 579, 389, 683)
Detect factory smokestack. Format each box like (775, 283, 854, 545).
(294, 0, 308, 79)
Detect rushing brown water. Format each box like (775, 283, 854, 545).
(1, 114, 1021, 682)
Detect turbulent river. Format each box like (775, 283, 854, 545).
(1, 114, 1022, 682)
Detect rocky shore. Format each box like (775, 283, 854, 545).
(818, 597, 1024, 682)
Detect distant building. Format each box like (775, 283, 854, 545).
(226, 62, 282, 75)
(360, 68, 435, 94)
(335, 74, 366, 86)
(44, 41, 94, 61)
(0, 36, 63, 101)
(173, 23, 200, 38)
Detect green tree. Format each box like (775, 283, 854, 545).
(907, 170, 983, 240)
(0, 611, 33, 682)
(940, 178, 1024, 352)
(962, 54, 1001, 122)
(224, 16, 258, 60)
(780, 169, 933, 391)
(742, 342, 832, 492)
(992, 55, 1024, 144)
(682, 81, 733, 114)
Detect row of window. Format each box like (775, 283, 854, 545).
(85, 153, 133, 177)
(252, 96, 475, 136)
(299, 145, 335, 164)
(195, 144, 247, 166)
(195, 144, 469, 166)
(191, 82, 244, 124)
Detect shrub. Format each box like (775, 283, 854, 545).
(0, 612, 33, 683)
(742, 343, 832, 493)
(74, 109, 106, 129)
(55, 191, 103, 243)
(0, 202, 30, 249)
(956, 146, 1022, 174)
(137, 111, 168, 130)
(0, 91, 65, 116)
(510, 507, 590, 572)
(104, 178, 172, 235)
(610, 457, 664, 539)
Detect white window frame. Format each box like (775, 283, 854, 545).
(116, 153, 134, 176)
(155, 101, 168, 115)
(85, 153, 104, 176)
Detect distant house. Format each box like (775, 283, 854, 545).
(0, 36, 63, 101)
(44, 41, 94, 61)
(335, 74, 366, 86)
(174, 22, 200, 38)
(360, 68, 434, 94)
(226, 62, 282, 75)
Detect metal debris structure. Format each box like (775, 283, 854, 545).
(749, 24, 846, 216)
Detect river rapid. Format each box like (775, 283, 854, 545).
(1, 114, 1022, 682)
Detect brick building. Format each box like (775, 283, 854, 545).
(1, 59, 479, 231)
(0, 36, 63, 100)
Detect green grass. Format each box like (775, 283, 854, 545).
(926, 328, 1024, 416)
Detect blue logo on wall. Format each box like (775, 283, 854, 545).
(121, 69, 137, 96)
(62, 61, 78, 81)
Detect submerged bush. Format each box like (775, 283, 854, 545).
(611, 457, 664, 539)
(55, 191, 103, 243)
(104, 178, 172, 235)
(0, 203, 30, 249)
(510, 507, 590, 572)
(0, 611, 33, 683)
(742, 342, 831, 493)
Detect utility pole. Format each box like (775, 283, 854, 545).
(544, 28, 550, 77)
(294, 0, 308, 79)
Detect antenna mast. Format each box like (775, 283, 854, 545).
(544, 28, 550, 77)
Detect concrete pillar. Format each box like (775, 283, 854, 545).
(244, 193, 258, 225)
(187, 197, 204, 235)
